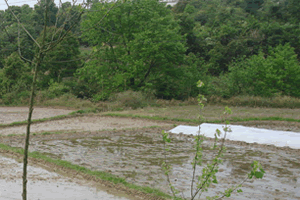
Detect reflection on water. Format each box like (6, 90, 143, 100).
(0, 156, 130, 200)
(0, 181, 129, 200)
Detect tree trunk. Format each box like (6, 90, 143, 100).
(22, 52, 42, 200)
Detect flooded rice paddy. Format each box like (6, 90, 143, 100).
(5, 128, 300, 199)
(0, 155, 130, 200)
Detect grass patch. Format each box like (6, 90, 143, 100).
(0, 143, 172, 199)
(103, 104, 300, 122)
(1, 90, 300, 110)
(207, 95, 300, 109)
(102, 113, 300, 124)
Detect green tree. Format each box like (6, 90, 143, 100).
(79, 0, 186, 98)
(0, 5, 36, 68)
(36, 26, 81, 87)
(1, 52, 32, 93)
(32, 0, 59, 33)
(228, 43, 300, 97)
(3, 0, 87, 199)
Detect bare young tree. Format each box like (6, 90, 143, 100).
(2, 0, 117, 199)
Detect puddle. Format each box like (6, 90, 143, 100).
(10, 130, 299, 200)
(0, 155, 130, 200)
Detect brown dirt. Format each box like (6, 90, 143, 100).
(0, 107, 75, 124)
(0, 115, 172, 136)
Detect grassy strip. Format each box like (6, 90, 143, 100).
(0, 143, 172, 199)
(102, 113, 300, 124)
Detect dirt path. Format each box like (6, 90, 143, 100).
(0, 107, 75, 125)
(0, 116, 172, 135)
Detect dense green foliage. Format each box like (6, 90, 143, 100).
(0, 0, 300, 104)
(78, 0, 188, 100)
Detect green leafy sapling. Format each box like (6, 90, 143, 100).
(161, 80, 265, 200)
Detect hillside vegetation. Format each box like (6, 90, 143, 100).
(0, 0, 300, 108)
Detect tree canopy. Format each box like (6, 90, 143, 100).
(78, 0, 186, 98)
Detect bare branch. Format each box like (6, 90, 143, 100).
(4, 0, 40, 49)
(50, 0, 63, 43)
(43, 1, 90, 53)
(17, 23, 34, 64)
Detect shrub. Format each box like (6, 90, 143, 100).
(109, 90, 149, 109)
(47, 80, 70, 98)
(228, 43, 300, 98)
(1, 90, 31, 105)
(203, 74, 234, 98)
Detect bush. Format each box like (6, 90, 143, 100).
(228, 43, 300, 98)
(1, 90, 31, 105)
(47, 80, 70, 98)
(91, 92, 110, 102)
(202, 74, 234, 98)
(109, 90, 149, 109)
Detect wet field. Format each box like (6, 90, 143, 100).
(4, 128, 300, 199)
(0, 155, 131, 200)
(0, 106, 299, 199)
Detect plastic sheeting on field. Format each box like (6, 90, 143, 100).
(168, 123, 300, 149)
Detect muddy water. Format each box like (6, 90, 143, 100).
(0, 155, 130, 200)
(7, 130, 300, 200)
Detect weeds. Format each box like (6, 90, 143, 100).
(102, 113, 300, 124)
(1, 90, 300, 110)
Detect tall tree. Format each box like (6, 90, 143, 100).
(79, 0, 186, 97)
(3, 0, 89, 199)
(32, 0, 59, 33)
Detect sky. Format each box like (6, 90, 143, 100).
(0, 0, 85, 10)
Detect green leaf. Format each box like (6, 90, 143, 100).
(254, 171, 264, 179)
(237, 189, 243, 193)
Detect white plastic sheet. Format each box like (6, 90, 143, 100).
(168, 123, 300, 149)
